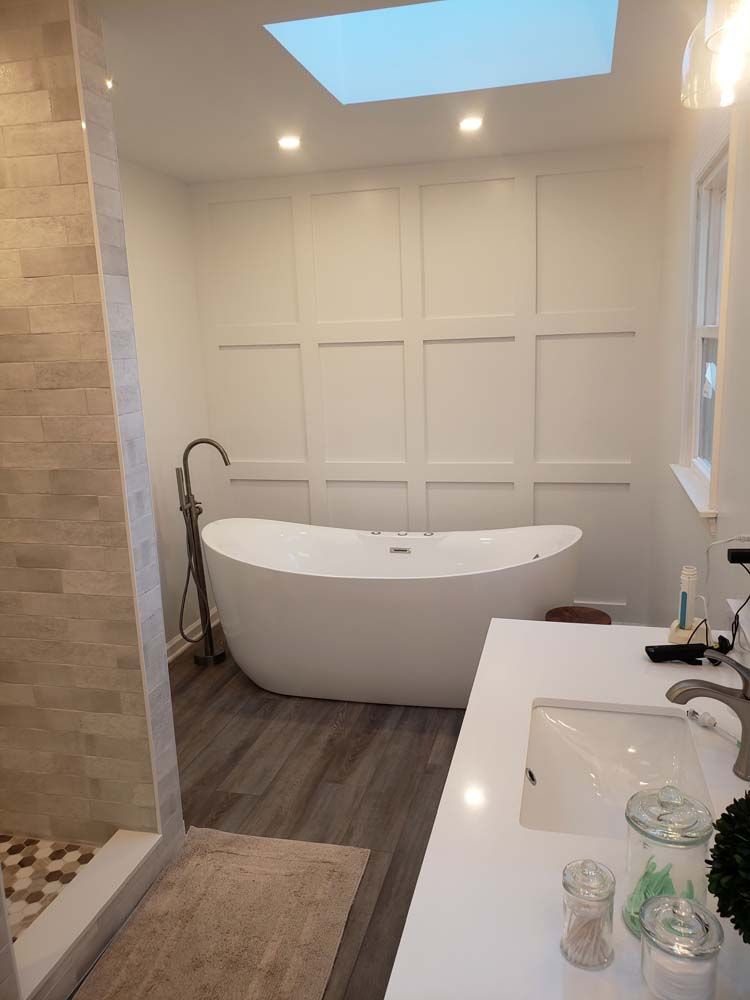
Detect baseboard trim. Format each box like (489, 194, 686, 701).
(166, 607, 220, 664)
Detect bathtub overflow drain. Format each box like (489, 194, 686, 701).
(525, 768, 537, 786)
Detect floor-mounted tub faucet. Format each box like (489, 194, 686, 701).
(177, 438, 230, 666)
(666, 650, 750, 780)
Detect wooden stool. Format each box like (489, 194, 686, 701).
(546, 605, 612, 625)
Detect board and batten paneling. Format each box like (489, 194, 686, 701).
(192, 146, 665, 621)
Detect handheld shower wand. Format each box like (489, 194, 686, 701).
(177, 438, 230, 666)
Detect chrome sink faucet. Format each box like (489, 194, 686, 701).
(666, 650, 750, 781)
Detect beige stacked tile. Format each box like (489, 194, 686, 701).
(0, 0, 154, 846)
(70, 0, 183, 848)
(0, 0, 183, 856)
(0, 4, 183, 997)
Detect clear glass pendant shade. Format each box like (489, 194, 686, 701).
(705, 0, 750, 53)
(682, 16, 750, 108)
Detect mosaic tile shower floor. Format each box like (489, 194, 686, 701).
(1, 834, 98, 940)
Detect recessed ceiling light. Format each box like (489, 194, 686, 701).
(459, 115, 483, 133)
(278, 135, 301, 151)
(105, 77, 114, 90)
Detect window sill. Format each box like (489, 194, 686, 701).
(670, 463, 718, 519)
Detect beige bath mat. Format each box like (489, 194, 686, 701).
(75, 827, 369, 1000)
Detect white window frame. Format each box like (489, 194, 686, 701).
(672, 143, 732, 522)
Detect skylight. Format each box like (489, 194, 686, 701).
(265, 0, 619, 105)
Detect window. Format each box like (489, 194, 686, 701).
(672, 148, 729, 518)
(693, 156, 727, 472)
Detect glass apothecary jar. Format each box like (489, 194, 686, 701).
(623, 784, 713, 936)
(640, 896, 723, 1000)
(561, 858, 615, 970)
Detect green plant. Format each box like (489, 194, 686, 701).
(707, 791, 750, 944)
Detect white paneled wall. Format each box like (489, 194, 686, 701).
(192, 145, 665, 621)
(424, 337, 517, 462)
(320, 341, 406, 461)
(312, 189, 403, 322)
(212, 344, 307, 461)
(421, 179, 517, 317)
(535, 332, 635, 462)
(536, 168, 643, 313)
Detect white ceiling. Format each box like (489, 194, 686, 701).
(96, 0, 704, 184)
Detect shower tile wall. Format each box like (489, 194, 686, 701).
(0, 0, 183, 859)
(72, 0, 183, 850)
(0, 0, 154, 845)
(0, 3, 182, 997)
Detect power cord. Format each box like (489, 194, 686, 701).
(727, 563, 750, 653)
(703, 535, 750, 650)
(688, 565, 750, 655)
(687, 616, 710, 644)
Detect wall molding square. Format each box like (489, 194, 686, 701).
(203, 195, 299, 326)
(534, 330, 636, 463)
(319, 340, 406, 463)
(420, 177, 517, 319)
(536, 166, 644, 315)
(311, 187, 403, 323)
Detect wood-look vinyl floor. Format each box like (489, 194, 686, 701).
(169, 639, 463, 1000)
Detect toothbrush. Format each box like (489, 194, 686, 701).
(678, 566, 697, 630)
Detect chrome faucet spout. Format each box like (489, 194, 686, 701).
(667, 670, 750, 781)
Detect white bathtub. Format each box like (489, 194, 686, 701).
(202, 519, 581, 709)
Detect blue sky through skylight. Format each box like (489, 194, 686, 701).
(265, 0, 619, 105)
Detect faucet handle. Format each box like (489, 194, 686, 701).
(703, 649, 750, 698)
(646, 644, 750, 697)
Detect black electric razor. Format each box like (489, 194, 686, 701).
(645, 643, 708, 665)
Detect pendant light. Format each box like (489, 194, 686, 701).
(705, 0, 750, 53)
(682, 14, 750, 108)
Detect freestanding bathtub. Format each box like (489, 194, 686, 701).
(202, 520, 581, 709)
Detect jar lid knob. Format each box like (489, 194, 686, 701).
(562, 858, 615, 900)
(665, 897, 710, 944)
(640, 895, 725, 957)
(672, 898, 696, 929)
(658, 784, 685, 808)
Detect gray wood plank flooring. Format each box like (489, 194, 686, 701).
(170, 640, 463, 1000)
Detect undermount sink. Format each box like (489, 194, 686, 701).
(519, 700, 711, 839)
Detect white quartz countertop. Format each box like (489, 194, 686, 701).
(384, 620, 750, 999)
